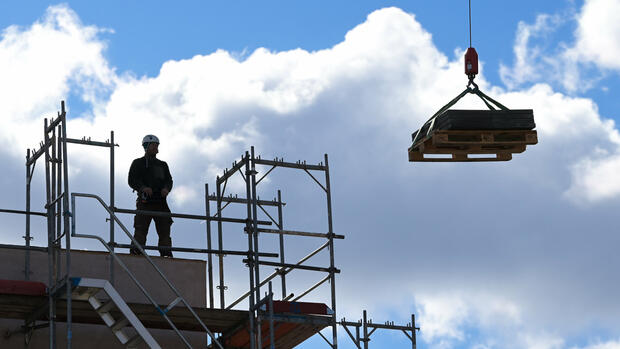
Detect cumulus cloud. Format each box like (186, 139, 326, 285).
(500, 0, 620, 93)
(2, 4, 620, 349)
(416, 293, 520, 345)
(417, 292, 620, 349)
(573, 0, 620, 71)
(0, 4, 115, 158)
(499, 13, 566, 90)
(498, 0, 620, 203)
(566, 153, 620, 202)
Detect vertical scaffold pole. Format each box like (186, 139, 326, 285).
(325, 154, 338, 349)
(243, 152, 256, 349)
(56, 127, 63, 283)
(268, 281, 275, 349)
(52, 126, 60, 284)
(216, 176, 225, 309)
(277, 190, 286, 299)
(109, 130, 115, 285)
(250, 147, 262, 349)
(363, 310, 368, 349)
(25, 149, 31, 280)
(44, 118, 56, 349)
(412, 314, 417, 349)
(205, 183, 214, 309)
(60, 102, 73, 349)
(55, 125, 63, 301)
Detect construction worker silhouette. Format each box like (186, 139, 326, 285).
(128, 135, 174, 257)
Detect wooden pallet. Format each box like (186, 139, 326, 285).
(408, 129, 537, 162)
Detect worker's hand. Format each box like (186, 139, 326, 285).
(161, 188, 169, 198)
(142, 187, 153, 197)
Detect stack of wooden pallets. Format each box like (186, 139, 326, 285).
(408, 109, 538, 162)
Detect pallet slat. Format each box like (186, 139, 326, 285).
(417, 139, 527, 154)
(408, 151, 512, 162)
(432, 130, 538, 145)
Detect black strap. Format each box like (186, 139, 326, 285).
(412, 80, 509, 144)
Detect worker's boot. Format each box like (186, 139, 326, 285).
(159, 246, 173, 258)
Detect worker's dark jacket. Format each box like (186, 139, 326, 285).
(128, 155, 173, 202)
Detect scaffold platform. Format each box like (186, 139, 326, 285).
(0, 279, 330, 348)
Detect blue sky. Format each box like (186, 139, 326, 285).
(0, 1, 582, 83)
(2, 1, 620, 348)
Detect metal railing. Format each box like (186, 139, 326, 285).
(71, 192, 224, 349)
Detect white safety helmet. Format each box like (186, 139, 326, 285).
(142, 134, 160, 150)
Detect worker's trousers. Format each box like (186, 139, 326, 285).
(132, 199, 173, 257)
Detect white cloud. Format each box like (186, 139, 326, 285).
(0, 4, 115, 160)
(415, 293, 521, 347)
(575, 341, 620, 349)
(417, 295, 468, 342)
(497, 0, 620, 203)
(416, 293, 620, 349)
(573, 0, 620, 71)
(523, 333, 565, 349)
(499, 14, 565, 90)
(170, 185, 198, 207)
(567, 152, 620, 202)
(500, 0, 620, 92)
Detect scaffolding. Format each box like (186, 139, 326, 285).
(0, 101, 420, 348)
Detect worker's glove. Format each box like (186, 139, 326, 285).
(142, 187, 153, 197)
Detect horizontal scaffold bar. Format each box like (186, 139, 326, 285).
(207, 195, 285, 207)
(111, 243, 278, 257)
(63, 137, 118, 148)
(112, 207, 272, 226)
(244, 259, 340, 273)
(0, 208, 47, 217)
(0, 243, 48, 252)
(247, 227, 344, 239)
(253, 158, 326, 171)
(340, 320, 419, 331)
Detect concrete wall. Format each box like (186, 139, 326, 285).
(0, 320, 207, 349)
(0, 247, 209, 348)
